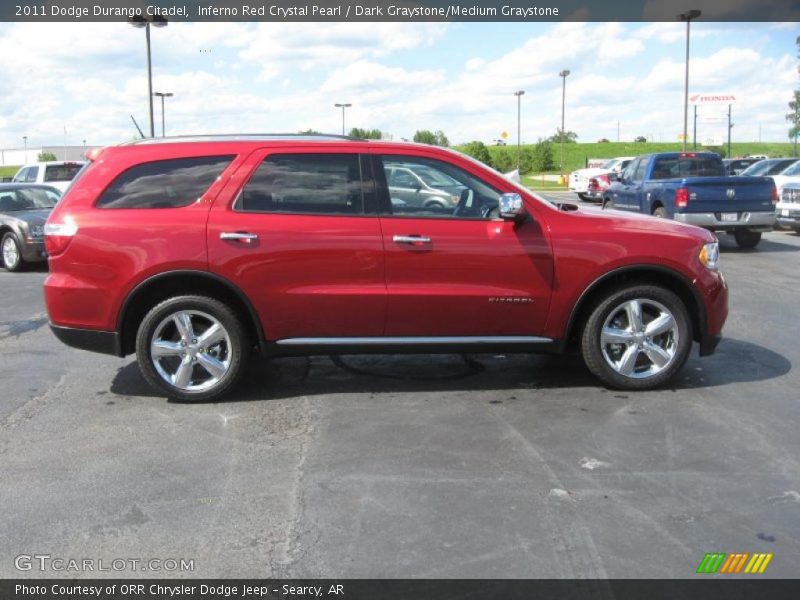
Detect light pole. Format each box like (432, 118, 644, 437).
(334, 103, 351, 136)
(153, 92, 174, 136)
(22, 136, 27, 163)
(559, 69, 570, 175)
(514, 90, 525, 171)
(678, 9, 701, 152)
(130, 14, 168, 138)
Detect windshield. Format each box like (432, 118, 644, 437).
(741, 159, 797, 176)
(780, 161, 800, 176)
(44, 163, 84, 182)
(0, 187, 61, 211)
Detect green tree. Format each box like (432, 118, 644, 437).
(349, 127, 382, 139)
(492, 148, 514, 173)
(38, 151, 57, 161)
(413, 129, 437, 144)
(461, 141, 493, 168)
(547, 129, 578, 144)
(635, 136, 648, 143)
(298, 128, 321, 135)
(530, 139, 555, 173)
(412, 129, 450, 146)
(788, 35, 800, 156)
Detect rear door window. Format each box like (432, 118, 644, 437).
(235, 154, 365, 215)
(97, 156, 234, 209)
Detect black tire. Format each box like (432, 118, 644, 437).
(581, 285, 692, 390)
(733, 229, 761, 249)
(653, 206, 668, 218)
(1, 232, 24, 272)
(577, 193, 588, 202)
(424, 201, 446, 210)
(135, 295, 248, 402)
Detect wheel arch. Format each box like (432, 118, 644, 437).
(117, 270, 265, 356)
(564, 265, 705, 351)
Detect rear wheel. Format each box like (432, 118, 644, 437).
(1, 233, 24, 272)
(653, 206, 667, 218)
(733, 229, 761, 249)
(135, 295, 248, 401)
(578, 193, 588, 201)
(581, 285, 692, 390)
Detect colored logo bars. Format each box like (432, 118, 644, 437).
(696, 552, 773, 574)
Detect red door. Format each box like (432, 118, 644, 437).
(375, 153, 554, 337)
(207, 147, 386, 341)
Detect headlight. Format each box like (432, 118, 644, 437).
(29, 225, 44, 238)
(698, 242, 720, 271)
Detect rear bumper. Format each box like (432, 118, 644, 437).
(50, 324, 122, 357)
(673, 211, 775, 231)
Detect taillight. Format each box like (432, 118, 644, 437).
(771, 184, 778, 205)
(675, 187, 689, 208)
(597, 174, 609, 186)
(44, 221, 78, 257)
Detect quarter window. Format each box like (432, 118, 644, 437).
(97, 156, 234, 209)
(236, 154, 364, 215)
(379, 156, 501, 219)
(25, 167, 39, 182)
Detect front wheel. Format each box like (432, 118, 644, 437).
(581, 285, 692, 390)
(135, 295, 248, 401)
(1, 232, 24, 272)
(733, 229, 761, 249)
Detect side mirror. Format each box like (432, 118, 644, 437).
(499, 193, 527, 221)
(607, 172, 620, 182)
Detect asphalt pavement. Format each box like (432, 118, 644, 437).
(1, 204, 799, 578)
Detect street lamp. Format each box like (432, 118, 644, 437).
(334, 103, 351, 136)
(559, 69, 571, 175)
(130, 14, 168, 138)
(678, 9, 701, 152)
(514, 90, 525, 171)
(153, 92, 174, 137)
(22, 136, 27, 163)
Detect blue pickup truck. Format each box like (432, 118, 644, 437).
(602, 152, 776, 248)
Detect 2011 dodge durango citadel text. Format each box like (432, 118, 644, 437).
(43, 135, 728, 401)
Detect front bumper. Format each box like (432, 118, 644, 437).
(50, 324, 122, 357)
(20, 239, 47, 263)
(776, 204, 800, 228)
(673, 211, 775, 231)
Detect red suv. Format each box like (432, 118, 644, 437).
(44, 135, 728, 401)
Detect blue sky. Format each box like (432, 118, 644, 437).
(0, 21, 796, 149)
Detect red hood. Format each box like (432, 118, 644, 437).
(575, 204, 716, 243)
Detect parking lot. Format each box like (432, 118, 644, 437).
(2, 196, 799, 578)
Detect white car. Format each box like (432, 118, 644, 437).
(12, 161, 86, 193)
(568, 157, 634, 201)
(776, 182, 800, 233)
(769, 160, 800, 200)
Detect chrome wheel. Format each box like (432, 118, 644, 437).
(2, 236, 20, 269)
(150, 310, 232, 392)
(600, 298, 679, 379)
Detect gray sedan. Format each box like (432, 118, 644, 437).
(0, 183, 61, 271)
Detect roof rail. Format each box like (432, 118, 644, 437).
(121, 133, 367, 145)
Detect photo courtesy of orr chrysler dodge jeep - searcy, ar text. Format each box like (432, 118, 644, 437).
(43, 135, 728, 401)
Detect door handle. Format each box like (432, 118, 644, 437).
(393, 235, 431, 245)
(220, 231, 259, 243)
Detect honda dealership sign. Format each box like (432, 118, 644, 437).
(689, 94, 739, 105)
